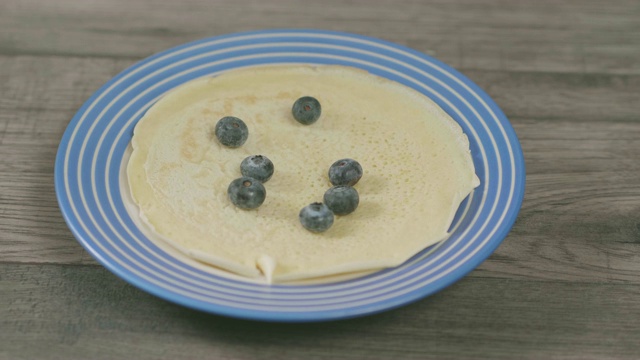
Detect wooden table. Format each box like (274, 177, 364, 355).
(2, 1, 639, 359)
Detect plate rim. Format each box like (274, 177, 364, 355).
(54, 29, 526, 322)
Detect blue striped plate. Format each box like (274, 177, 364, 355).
(55, 30, 525, 322)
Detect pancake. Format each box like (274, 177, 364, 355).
(127, 65, 479, 283)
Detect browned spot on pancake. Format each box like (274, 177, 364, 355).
(243, 95, 257, 105)
(180, 117, 203, 162)
(202, 109, 212, 115)
(181, 134, 196, 160)
(223, 100, 233, 114)
(156, 162, 180, 188)
(276, 91, 293, 100)
(193, 168, 210, 179)
(159, 163, 179, 172)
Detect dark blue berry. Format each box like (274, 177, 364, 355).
(292, 96, 321, 125)
(240, 155, 274, 183)
(215, 116, 248, 147)
(299, 202, 334, 232)
(328, 158, 363, 186)
(227, 177, 266, 210)
(324, 186, 359, 215)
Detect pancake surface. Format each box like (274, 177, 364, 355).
(127, 65, 479, 283)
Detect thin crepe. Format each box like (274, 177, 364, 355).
(127, 65, 479, 283)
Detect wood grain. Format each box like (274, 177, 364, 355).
(1, 0, 640, 359)
(1, 0, 640, 74)
(0, 56, 128, 265)
(2, 264, 640, 360)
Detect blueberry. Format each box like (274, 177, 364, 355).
(324, 186, 359, 215)
(215, 116, 248, 148)
(299, 202, 334, 233)
(328, 158, 363, 186)
(240, 155, 274, 183)
(227, 177, 266, 210)
(292, 96, 321, 125)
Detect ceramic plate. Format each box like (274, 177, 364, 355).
(55, 29, 525, 322)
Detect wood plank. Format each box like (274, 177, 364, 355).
(0, 56, 131, 113)
(1, 263, 639, 360)
(0, 0, 639, 74)
(0, 56, 128, 265)
(475, 118, 640, 283)
(1, 56, 639, 123)
(465, 70, 640, 123)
